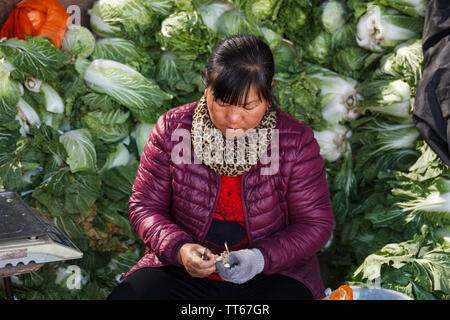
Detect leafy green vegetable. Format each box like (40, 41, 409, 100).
(272, 71, 324, 129)
(198, 1, 233, 33)
(155, 51, 204, 99)
(371, 38, 424, 89)
(272, 39, 302, 74)
(59, 129, 97, 173)
(91, 38, 155, 77)
(0, 59, 21, 121)
(88, 1, 123, 38)
(353, 231, 450, 300)
(218, 9, 261, 37)
(40, 82, 65, 114)
(309, 70, 361, 124)
(321, 0, 347, 34)
(156, 10, 218, 55)
(0, 0, 446, 301)
(305, 31, 332, 65)
(83, 59, 172, 123)
(82, 109, 131, 143)
(352, 119, 420, 166)
(356, 4, 423, 52)
(0, 37, 67, 82)
(0, 137, 43, 192)
(241, 0, 283, 22)
(313, 124, 352, 163)
(32, 166, 101, 217)
(16, 97, 41, 135)
(357, 79, 413, 122)
(62, 25, 96, 59)
(101, 142, 131, 172)
(277, 0, 312, 41)
(135, 122, 155, 156)
(145, 0, 174, 16)
(90, 0, 161, 47)
(374, 0, 427, 18)
(24, 77, 42, 93)
(101, 161, 138, 202)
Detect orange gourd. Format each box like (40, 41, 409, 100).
(0, 0, 69, 48)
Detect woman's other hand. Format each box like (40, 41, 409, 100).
(177, 243, 217, 278)
(216, 248, 265, 284)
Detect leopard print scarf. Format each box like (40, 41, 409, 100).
(191, 95, 277, 176)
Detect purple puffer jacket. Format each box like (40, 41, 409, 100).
(122, 101, 334, 300)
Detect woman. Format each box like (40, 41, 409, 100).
(107, 35, 334, 300)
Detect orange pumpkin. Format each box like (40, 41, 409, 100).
(329, 285, 354, 300)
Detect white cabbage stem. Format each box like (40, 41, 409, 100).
(313, 124, 352, 162)
(363, 100, 412, 120)
(1, 58, 15, 72)
(18, 82, 24, 96)
(369, 123, 419, 155)
(41, 82, 65, 114)
(23, 168, 42, 184)
(16, 97, 41, 134)
(356, 5, 417, 52)
(402, 192, 450, 213)
(25, 77, 42, 93)
(401, 0, 426, 17)
(310, 73, 361, 123)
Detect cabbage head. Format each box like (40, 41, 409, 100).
(0, 59, 21, 121)
(89, 0, 160, 47)
(242, 0, 283, 22)
(198, 1, 232, 33)
(59, 129, 97, 173)
(371, 38, 424, 88)
(135, 122, 155, 156)
(356, 4, 423, 52)
(84, 59, 172, 123)
(313, 124, 352, 162)
(218, 9, 261, 37)
(321, 0, 346, 34)
(156, 10, 218, 55)
(91, 38, 155, 77)
(62, 25, 96, 59)
(88, 1, 123, 38)
(101, 142, 131, 172)
(82, 109, 131, 143)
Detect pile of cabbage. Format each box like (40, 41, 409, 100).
(0, 0, 448, 300)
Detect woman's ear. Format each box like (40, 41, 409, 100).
(271, 80, 275, 86)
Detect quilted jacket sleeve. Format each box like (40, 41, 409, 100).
(255, 125, 334, 274)
(128, 113, 194, 266)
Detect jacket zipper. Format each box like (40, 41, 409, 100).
(200, 174, 221, 244)
(241, 173, 253, 246)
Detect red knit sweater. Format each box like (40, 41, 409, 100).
(203, 175, 249, 281)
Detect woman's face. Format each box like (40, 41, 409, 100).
(205, 85, 269, 140)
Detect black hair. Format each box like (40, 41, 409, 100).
(202, 34, 278, 111)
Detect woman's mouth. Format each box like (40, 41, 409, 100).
(224, 127, 245, 139)
(226, 127, 242, 132)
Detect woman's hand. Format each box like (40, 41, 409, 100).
(177, 243, 217, 278)
(216, 248, 265, 284)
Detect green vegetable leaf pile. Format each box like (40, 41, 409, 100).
(0, 0, 447, 301)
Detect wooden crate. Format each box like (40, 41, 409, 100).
(0, 0, 96, 30)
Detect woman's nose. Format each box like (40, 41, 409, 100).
(226, 107, 243, 124)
